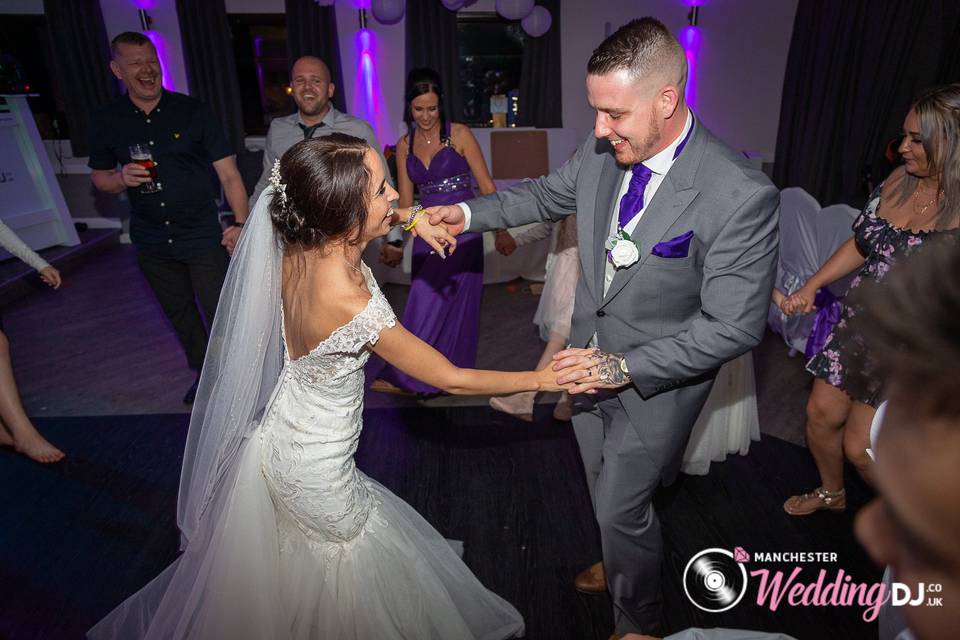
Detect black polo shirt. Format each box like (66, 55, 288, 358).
(88, 91, 234, 258)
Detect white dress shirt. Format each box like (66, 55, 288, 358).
(602, 110, 693, 294)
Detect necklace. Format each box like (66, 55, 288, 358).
(913, 185, 942, 216)
(341, 258, 362, 274)
(420, 127, 440, 145)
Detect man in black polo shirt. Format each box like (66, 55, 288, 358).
(89, 32, 249, 404)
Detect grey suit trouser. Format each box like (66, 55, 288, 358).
(573, 394, 663, 635)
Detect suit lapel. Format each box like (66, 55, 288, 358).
(601, 123, 706, 306)
(591, 155, 626, 300)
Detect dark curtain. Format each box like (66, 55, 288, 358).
(284, 0, 347, 114)
(517, 0, 562, 128)
(42, 0, 115, 157)
(176, 0, 246, 153)
(405, 0, 464, 121)
(773, 0, 960, 207)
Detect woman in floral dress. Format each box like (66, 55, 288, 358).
(781, 85, 960, 515)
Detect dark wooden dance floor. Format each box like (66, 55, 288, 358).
(2, 407, 878, 640)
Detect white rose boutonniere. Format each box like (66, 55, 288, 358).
(605, 229, 641, 269)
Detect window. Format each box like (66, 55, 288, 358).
(0, 14, 71, 140)
(457, 13, 524, 127)
(229, 14, 292, 136)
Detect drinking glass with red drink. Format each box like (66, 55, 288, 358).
(129, 143, 161, 194)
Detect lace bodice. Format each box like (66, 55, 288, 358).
(259, 263, 396, 549)
(279, 264, 396, 383)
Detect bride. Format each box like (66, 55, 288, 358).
(90, 134, 572, 639)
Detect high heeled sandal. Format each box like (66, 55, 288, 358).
(783, 487, 846, 516)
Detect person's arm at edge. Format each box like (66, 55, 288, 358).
(214, 155, 249, 224)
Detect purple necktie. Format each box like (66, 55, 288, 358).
(617, 164, 653, 230)
(616, 121, 694, 231)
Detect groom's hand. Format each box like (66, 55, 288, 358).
(426, 205, 466, 236)
(552, 347, 632, 395)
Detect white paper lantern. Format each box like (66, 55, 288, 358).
(495, 0, 534, 21)
(371, 0, 405, 24)
(521, 5, 551, 37)
(441, 0, 465, 10)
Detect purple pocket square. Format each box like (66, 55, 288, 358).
(651, 230, 694, 258)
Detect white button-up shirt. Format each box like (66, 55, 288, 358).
(602, 110, 693, 294)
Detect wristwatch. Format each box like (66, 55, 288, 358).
(230, 221, 245, 229)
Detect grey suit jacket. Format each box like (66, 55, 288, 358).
(466, 120, 779, 477)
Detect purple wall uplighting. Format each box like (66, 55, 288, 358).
(679, 25, 701, 109)
(352, 29, 388, 145)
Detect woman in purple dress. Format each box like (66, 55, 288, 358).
(373, 68, 496, 395)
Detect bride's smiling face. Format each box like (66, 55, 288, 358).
(361, 149, 398, 240)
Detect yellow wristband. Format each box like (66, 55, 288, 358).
(403, 209, 425, 231)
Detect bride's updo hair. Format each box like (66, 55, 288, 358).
(269, 133, 372, 249)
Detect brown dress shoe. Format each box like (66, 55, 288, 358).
(574, 561, 607, 593)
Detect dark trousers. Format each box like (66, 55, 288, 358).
(137, 245, 229, 371)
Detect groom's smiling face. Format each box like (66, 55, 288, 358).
(587, 69, 667, 166)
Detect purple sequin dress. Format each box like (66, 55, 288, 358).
(379, 134, 484, 394)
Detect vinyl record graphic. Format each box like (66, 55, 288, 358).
(683, 548, 748, 612)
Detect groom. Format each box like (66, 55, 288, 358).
(427, 17, 779, 636)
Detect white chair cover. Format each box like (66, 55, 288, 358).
(767, 188, 857, 354)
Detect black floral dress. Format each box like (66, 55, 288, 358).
(806, 183, 957, 406)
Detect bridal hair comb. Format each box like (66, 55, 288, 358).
(269, 159, 288, 210)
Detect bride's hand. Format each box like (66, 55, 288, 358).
(534, 362, 576, 393)
(411, 217, 458, 258)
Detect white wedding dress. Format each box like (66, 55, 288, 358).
(89, 263, 524, 639)
(680, 351, 761, 476)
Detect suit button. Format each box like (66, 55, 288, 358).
(596, 310, 605, 317)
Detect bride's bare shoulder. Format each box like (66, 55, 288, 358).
(315, 276, 373, 325)
(333, 287, 373, 321)
(283, 273, 373, 352)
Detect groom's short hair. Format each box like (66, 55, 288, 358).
(588, 17, 687, 94)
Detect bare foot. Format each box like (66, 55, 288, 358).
(490, 392, 536, 422)
(8, 429, 65, 463)
(553, 392, 574, 421)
